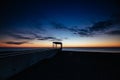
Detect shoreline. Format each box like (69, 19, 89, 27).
(62, 50, 120, 54)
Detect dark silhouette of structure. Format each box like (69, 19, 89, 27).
(53, 42, 62, 50)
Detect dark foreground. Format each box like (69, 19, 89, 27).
(8, 51, 120, 80)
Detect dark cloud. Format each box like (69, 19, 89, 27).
(74, 20, 113, 36)
(107, 30, 120, 35)
(4, 41, 28, 45)
(75, 21, 119, 36)
(51, 22, 90, 36)
(38, 37, 62, 41)
(27, 32, 62, 41)
(88, 20, 113, 32)
(87, 13, 120, 33)
(1, 27, 62, 42)
(30, 33, 42, 39)
(51, 13, 120, 37)
(51, 22, 92, 36)
(9, 32, 62, 41)
(51, 22, 79, 32)
(10, 34, 35, 40)
(80, 14, 120, 36)
(74, 29, 92, 36)
(0, 21, 45, 41)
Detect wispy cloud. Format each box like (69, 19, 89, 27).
(31, 33, 62, 41)
(74, 20, 113, 36)
(38, 36, 62, 41)
(74, 29, 92, 36)
(4, 41, 28, 45)
(106, 30, 120, 35)
(51, 14, 120, 36)
(88, 20, 113, 32)
(8, 32, 62, 42)
(10, 34, 35, 40)
(77, 14, 120, 36)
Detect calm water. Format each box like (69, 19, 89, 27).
(0, 47, 120, 53)
(63, 47, 120, 53)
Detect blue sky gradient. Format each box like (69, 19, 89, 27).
(0, 0, 120, 47)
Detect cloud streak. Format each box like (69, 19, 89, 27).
(51, 14, 120, 36)
(8, 32, 62, 42)
(38, 37, 62, 41)
(4, 41, 28, 45)
(88, 20, 113, 32)
(107, 30, 120, 35)
(10, 34, 35, 40)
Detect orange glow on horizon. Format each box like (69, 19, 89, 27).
(0, 41, 120, 48)
(62, 41, 120, 47)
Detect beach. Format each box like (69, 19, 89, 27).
(8, 51, 120, 80)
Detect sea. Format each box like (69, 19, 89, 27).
(0, 47, 120, 53)
(63, 47, 120, 53)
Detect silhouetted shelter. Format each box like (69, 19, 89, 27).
(53, 42, 62, 49)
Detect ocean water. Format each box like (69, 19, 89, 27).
(63, 47, 120, 53)
(0, 47, 120, 53)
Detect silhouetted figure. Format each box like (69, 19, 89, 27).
(53, 42, 62, 50)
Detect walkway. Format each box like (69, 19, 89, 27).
(8, 51, 120, 80)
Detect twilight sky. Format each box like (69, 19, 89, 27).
(0, 0, 120, 47)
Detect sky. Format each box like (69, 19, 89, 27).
(0, 0, 120, 47)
